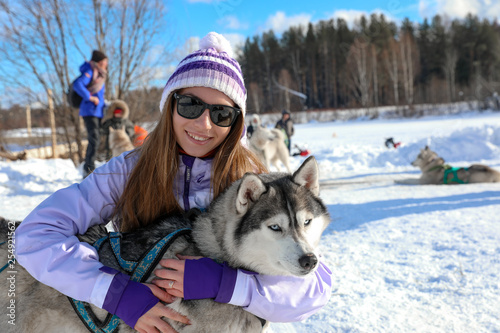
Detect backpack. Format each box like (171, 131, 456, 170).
(66, 77, 83, 108)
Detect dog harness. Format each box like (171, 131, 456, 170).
(69, 228, 191, 333)
(0, 241, 16, 274)
(427, 164, 468, 184)
(443, 167, 468, 184)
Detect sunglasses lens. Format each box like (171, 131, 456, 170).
(175, 94, 240, 127)
(177, 96, 204, 119)
(210, 106, 237, 127)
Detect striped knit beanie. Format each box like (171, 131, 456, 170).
(160, 32, 247, 117)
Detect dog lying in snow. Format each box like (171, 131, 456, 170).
(411, 146, 500, 184)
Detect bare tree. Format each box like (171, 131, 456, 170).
(100, 0, 167, 99)
(399, 32, 419, 105)
(371, 44, 379, 107)
(278, 69, 292, 111)
(383, 38, 400, 105)
(0, 0, 86, 161)
(443, 47, 458, 102)
(346, 38, 372, 107)
(0, 0, 168, 162)
(248, 82, 264, 114)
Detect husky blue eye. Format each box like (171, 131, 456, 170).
(304, 219, 312, 226)
(269, 225, 282, 232)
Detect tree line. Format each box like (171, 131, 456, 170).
(0, 0, 167, 162)
(238, 14, 500, 113)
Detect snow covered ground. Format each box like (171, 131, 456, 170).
(1, 111, 500, 332)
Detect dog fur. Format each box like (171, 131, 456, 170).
(248, 114, 292, 173)
(411, 146, 500, 184)
(108, 126, 135, 157)
(0, 156, 330, 333)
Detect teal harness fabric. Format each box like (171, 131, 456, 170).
(69, 228, 191, 333)
(0, 241, 16, 274)
(443, 167, 468, 184)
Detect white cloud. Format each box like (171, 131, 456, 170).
(167, 33, 244, 63)
(169, 37, 200, 66)
(217, 15, 249, 30)
(221, 33, 246, 55)
(419, 0, 500, 19)
(262, 11, 312, 34)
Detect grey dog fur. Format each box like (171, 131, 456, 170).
(0, 156, 330, 333)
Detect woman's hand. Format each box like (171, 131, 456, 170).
(153, 254, 202, 298)
(134, 283, 190, 333)
(89, 95, 99, 105)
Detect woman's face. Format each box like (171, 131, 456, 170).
(173, 87, 233, 157)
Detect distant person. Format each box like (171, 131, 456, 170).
(101, 99, 135, 160)
(275, 109, 294, 154)
(73, 50, 108, 178)
(246, 114, 263, 139)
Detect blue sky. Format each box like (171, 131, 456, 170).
(166, 0, 500, 51)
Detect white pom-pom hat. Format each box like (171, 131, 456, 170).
(159, 32, 246, 117)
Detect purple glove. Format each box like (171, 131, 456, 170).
(183, 258, 238, 303)
(100, 266, 159, 328)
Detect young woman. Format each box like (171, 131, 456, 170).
(15, 32, 332, 333)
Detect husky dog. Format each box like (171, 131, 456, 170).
(109, 126, 135, 157)
(411, 146, 500, 184)
(248, 114, 292, 173)
(0, 156, 330, 333)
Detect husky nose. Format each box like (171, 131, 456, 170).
(299, 253, 318, 271)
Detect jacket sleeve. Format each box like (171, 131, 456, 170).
(228, 260, 332, 322)
(15, 153, 134, 308)
(73, 68, 93, 102)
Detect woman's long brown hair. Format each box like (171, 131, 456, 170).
(114, 93, 267, 232)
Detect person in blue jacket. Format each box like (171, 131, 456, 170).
(73, 50, 108, 178)
(15, 33, 332, 332)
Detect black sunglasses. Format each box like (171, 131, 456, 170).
(173, 93, 241, 127)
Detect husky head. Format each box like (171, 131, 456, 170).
(411, 146, 441, 169)
(219, 156, 330, 276)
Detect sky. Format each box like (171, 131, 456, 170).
(1, 109, 500, 332)
(166, 0, 500, 51)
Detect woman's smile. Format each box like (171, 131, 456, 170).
(173, 87, 232, 157)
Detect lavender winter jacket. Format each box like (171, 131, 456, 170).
(15, 152, 333, 322)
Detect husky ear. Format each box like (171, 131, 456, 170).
(236, 173, 267, 214)
(293, 156, 320, 197)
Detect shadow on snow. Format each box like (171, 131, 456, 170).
(326, 190, 500, 233)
